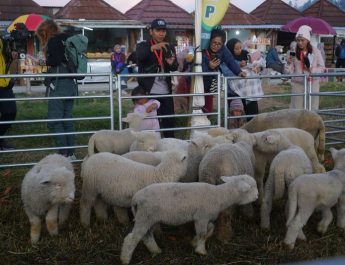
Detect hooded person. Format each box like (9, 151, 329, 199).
(0, 38, 17, 150)
(284, 25, 325, 110)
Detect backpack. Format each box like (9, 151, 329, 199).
(340, 44, 345, 60)
(64, 34, 88, 80)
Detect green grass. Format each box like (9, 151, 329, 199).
(0, 84, 345, 264)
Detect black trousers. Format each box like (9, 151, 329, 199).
(151, 94, 175, 138)
(0, 88, 17, 142)
(242, 99, 258, 121)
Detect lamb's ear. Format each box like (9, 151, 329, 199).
(180, 153, 187, 162)
(265, 135, 276, 144)
(122, 117, 129, 123)
(329, 147, 337, 159)
(130, 130, 139, 138)
(238, 181, 251, 193)
(220, 176, 232, 183)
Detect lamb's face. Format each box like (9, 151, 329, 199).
(41, 168, 75, 204)
(228, 129, 252, 144)
(133, 132, 160, 152)
(222, 175, 258, 204)
(330, 148, 345, 170)
(190, 136, 215, 157)
(254, 131, 281, 153)
(167, 151, 188, 177)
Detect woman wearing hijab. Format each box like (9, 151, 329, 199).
(285, 25, 325, 110)
(201, 29, 246, 113)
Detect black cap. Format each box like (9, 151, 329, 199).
(150, 18, 167, 29)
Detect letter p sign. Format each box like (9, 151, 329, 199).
(205, 5, 215, 19)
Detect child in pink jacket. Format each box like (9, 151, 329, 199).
(285, 25, 325, 110)
(131, 86, 161, 137)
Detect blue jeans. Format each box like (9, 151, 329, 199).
(47, 75, 77, 156)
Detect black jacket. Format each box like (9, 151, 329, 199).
(46, 33, 69, 67)
(136, 40, 178, 94)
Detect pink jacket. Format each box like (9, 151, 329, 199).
(284, 45, 325, 84)
(133, 99, 161, 131)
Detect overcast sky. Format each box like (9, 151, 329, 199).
(34, 0, 308, 13)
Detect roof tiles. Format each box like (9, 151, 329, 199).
(125, 0, 193, 29)
(0, 0, 51, 20)
(221, 3, 265, 25)
(250, 0, 302, 25)
(302, 0, 345, 27)
(54, 0, 129, 20)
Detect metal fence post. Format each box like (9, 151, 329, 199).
(223, 75, 228, 129)
(109, 73, 114, 130)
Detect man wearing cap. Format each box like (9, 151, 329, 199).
(136, 18, 178, 138)
(285, 25, 325, 110)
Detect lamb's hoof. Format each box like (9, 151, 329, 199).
(195, 247, 207, 256)
(336, 221, 345, 229)
(190, 238, 197, 248)
(215, 231, 233, 243)
(260, 222, 270, 231)
(151, 249, 162, 257)
(283, 241, 295, 250)
(297, 231, 306, 241)
(317, 224, 327, 235)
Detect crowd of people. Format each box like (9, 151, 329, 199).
(1, 17, 345, 154)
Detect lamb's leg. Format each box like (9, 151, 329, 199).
(215, 207, 234, 243)
(317, 207, 333, 235)
(28, 213, 41, 244)
(284, 206, 314, 250)
(306, 149, 325, 173)
(80, 192, 97, 228)
(94, 198, 108, 221)
(46, 204, 59, 236)
(59, 203, 72, 226)
(254, 156, 266, 202)
(120, 222, 151, 265)
(142, 228, 162, 255)
(261, 176, 274, 230)
(115, 206, 130, 225)
(337, 194, 345, 229)
(191, 222, 214, 248)
(193, 219, 210, 255)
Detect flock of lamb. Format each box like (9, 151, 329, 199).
(20, 109, 345, 264)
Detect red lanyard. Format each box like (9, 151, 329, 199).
(300, 50, 305, 72)
(150, 39, 163, 66)
(205, 49, 212, 60)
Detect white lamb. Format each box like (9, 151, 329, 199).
(241, 109, 325, 161)
(227, 128, 325, 199)
(198, 138, 256, 242)
(80, 150, 188, 228)
(257, 131, 313, 230)
(120, 175, 258, 264)
(87, 112, 149, 156)
(21, 154, 75, 244)
(284, 148, 345, 250)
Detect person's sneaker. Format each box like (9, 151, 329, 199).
(68, 154, 77, 161)
(0, 142, 15, 150)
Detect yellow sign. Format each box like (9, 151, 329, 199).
(202, 0, 229, 31)
(201, 0, 229, 48)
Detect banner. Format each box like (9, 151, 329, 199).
(201, 0, 229, 49)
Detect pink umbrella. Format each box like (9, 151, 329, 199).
(281, 16, 336, 35)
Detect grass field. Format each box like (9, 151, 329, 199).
(0, 81, 345, 265)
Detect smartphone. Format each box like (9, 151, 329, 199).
(290, 51, 296, 57)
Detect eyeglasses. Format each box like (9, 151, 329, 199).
(211, 41, 223, 47)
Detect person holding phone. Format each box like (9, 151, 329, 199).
(202, 28, 245, 113)
(226, 38, 249, 68)
(285, 25, 325, 110)
(136, 18, 178, 138)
